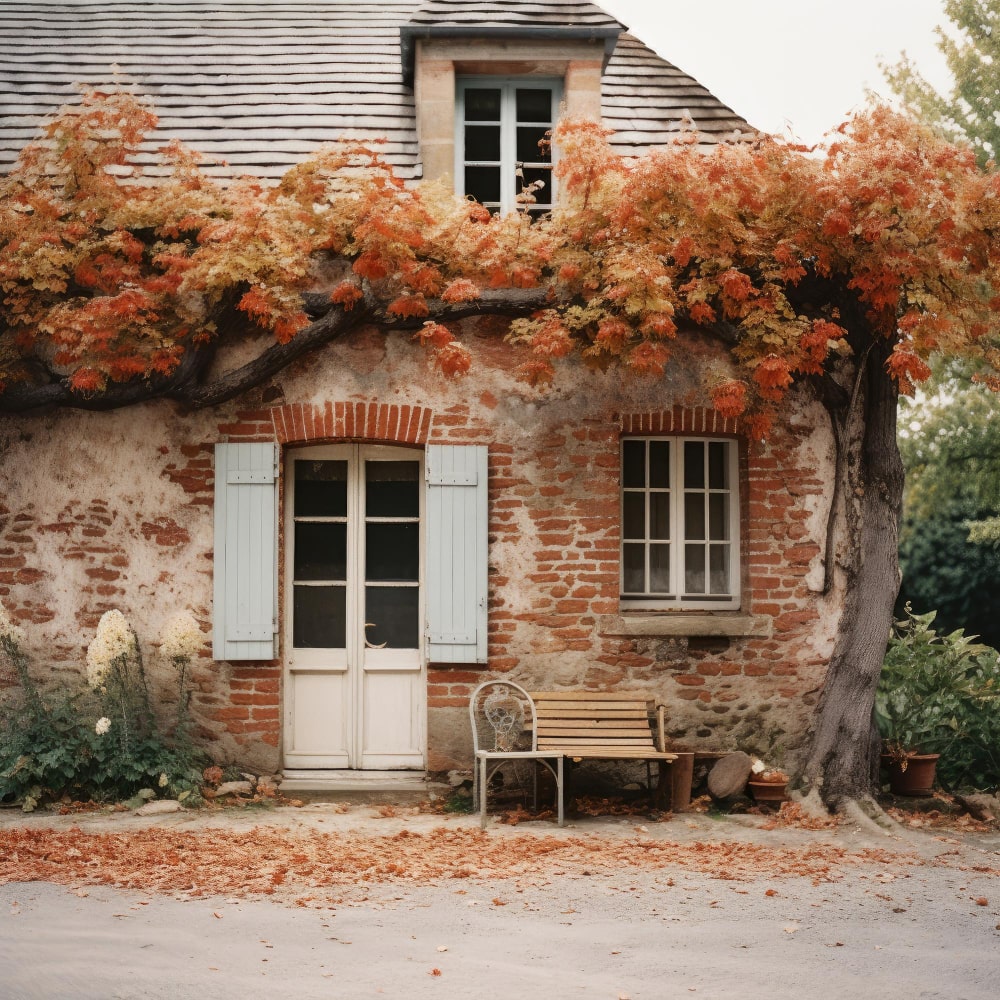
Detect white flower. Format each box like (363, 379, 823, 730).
(0, 603, 25, 647)
(159, 611, 203, 663)
(86, 610, 136, 689)
(750, 757, 767, 775)
(95, 717, 111, 736)
(158, 773, 169, 788)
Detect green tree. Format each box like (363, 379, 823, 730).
(882, 0, 1000, 166)
(897, 359, 1000, 645)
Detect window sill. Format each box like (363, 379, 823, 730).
(598, 613, 772, 639)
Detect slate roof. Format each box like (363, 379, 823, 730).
(0, 0, 752, 181)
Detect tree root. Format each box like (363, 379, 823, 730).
(836, 795, 898, 835)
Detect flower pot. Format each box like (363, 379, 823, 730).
(882, 752, 940, 796)
(747, 779, 788, 803)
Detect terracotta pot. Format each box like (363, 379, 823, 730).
(747, 779, 788, 803)
(882, 753, 940, 796)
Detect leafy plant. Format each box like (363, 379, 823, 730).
(874, 606, 1000, 791)
(0, 606, 207, 810)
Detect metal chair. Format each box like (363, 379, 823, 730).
(468, 679, 564, 828)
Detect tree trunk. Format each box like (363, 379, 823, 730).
(803, 342, 905, 808)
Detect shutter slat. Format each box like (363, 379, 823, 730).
(213, 442, 278, 661)
(425, 444, 488, 664)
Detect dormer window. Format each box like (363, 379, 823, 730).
(456, 77, 561, 216)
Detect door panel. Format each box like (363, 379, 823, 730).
(284, 444, 424, 770)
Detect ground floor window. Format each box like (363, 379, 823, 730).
(620, 437, 740, 610)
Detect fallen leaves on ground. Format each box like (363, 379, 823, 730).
(758, 803, 840, 831)
(0, 823, 963, 905)
(886, 808, 992, 833)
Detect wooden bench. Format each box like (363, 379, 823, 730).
(530, 691, 694, 811)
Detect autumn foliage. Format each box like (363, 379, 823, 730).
(1, 90, 998, 419)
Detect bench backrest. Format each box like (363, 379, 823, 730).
(530, 691, 660, 754)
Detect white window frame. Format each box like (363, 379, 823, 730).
(455, 75, 561, 215)
(620, 437, 741, 611)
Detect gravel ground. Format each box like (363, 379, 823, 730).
(1, 803, 998, 1000)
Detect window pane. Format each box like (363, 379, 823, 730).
(684, 493, 705, 541)
(684, 544, 706, 594)
(465, 165, 500, 204)
(622, 440, 645, 488)
(622, 492, 645, 540)
(365, 586, 419, 649)
(649, 441, 670, 488)
(684, 441, 705, 489)
(708, 492, 730, 540)
(294, 522, 346, 581)
(650, 492, 670, 540)
(366, 523, 419, 582)
(465, 88, 501, 121)
(517, 167, 550, 207)
(516, 125, 549, 163)
(709, 544, 730, 594)
(516, 88, 552, 122)
(294, 460, 347, 517)
(708, 441, 729, 489)
(622, 543, 645, 593)
(366, 460, 419, 518)
(293, 585, 346, 648)
(466, 124, 501, 161)
(649, 544, 671, 593)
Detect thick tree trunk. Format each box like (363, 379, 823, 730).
(803, 343, 905, 808)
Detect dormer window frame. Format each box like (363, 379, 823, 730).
(455, 75, 562, 216)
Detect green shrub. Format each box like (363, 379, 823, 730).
(874, 606, 1000, 792)
(0, 607, 207, 810)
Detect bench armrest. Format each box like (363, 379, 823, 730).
(656, 704, 666, 753)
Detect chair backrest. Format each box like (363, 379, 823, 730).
(469, 680, 537, 754)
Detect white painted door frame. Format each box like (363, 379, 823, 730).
(282, 443, 425, 769)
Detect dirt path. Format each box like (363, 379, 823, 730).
(1, 804, 997, 999)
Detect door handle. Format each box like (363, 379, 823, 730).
(364, 622, 387, 649)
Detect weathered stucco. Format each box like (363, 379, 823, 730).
(0, 321, 837, 774)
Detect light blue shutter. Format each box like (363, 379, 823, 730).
(425, 444, 488, 664)
(213, 442, 279, 660)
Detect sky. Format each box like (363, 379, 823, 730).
(599, 1, 955, 145)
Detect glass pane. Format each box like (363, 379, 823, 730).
(649, 544, 671, 593)
(708, 441, 729, 489)
(709, 544, 730, 594)
(465, 124, 500, 162)
(650, 492, 670, 540)
(622, 492, 645, 540)
(684, 493, 706, 541)
(293, 585, 346, 648)
(518, 167, 551, 205)
(294, 522, 346, 581)
(516, 126, 549, 162)
(465, 165, 500, 204)
(622, 440, 645, 488)
(622, 543, 645, 593)
(294, 460, 347, 517)
(684, 441, 705, 489)
(649, 441, 670, 488)
(365, 587, 419, 649)
(366, 460, 419, 518)
(465, 88, 501, 122)
(684, 544, 706, 594)
(708, 492, 730, 540)
(516, 87, 552, 122)
(366, 523, 419, 582)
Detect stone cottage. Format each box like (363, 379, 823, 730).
(0, 0, 835, 785)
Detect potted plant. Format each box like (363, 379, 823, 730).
(747, 766, 789, 803)
(874, 606, 994, 796)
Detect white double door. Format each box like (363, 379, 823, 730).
(283, 444, 424, 769)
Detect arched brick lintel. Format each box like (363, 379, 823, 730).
(269, 402, 434, 446)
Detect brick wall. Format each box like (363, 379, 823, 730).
(0, 324, 835, 774)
